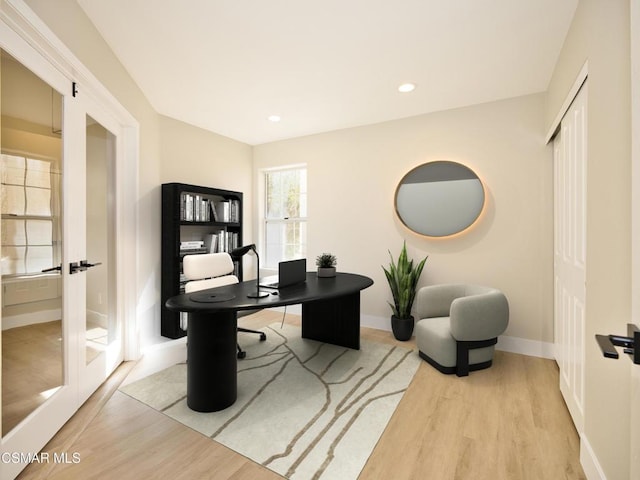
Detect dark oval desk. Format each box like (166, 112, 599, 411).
(165, 272, 373, 412)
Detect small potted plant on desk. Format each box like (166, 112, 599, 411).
(382, 242, 427, 341)
(316, 253, 337, 277)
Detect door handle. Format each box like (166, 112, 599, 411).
(81, 260, 102, 269)
(595, 323, 640, 365)
(69, 260, 103, 274)
(42, 265, 62, 273)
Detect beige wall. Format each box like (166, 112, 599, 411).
(25, 0, 163, 345)
(23, 1, 254, 347)
(158, 115, 254, 275)
(254, 93, 554, 345)
(546, 0, 632, 478)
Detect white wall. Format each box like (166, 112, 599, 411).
(546, 1, 632, 479)
(254, 93, 554, 348)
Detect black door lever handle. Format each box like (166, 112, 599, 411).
(80, 260, 102, 269)
(70, 260, 103, 274)
(596, 324, 640, 365)
(41, 265, 62, 273)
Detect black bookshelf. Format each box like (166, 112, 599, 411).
(161, 182, 243, 338)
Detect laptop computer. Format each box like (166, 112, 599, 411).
(260, 258, 307, 289)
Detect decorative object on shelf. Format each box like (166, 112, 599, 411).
(316, 252, 337, 277)
(395, 160, 485, 237)
(230, 244, 269, 298)
(382, 242, 427, 341)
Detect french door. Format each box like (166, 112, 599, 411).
(69, 91, 125, 403)
(0, 21, 125, 480)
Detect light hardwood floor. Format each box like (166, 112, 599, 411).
(2, 320, 104, 436)
(18, 311, 585, 479)
(2, 320, 63, 435)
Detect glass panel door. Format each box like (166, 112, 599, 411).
(84, 115, 118, 367)
(0, 44, 78, 480)
(0, 49, 64, 435)
(77, 106, 122, 402)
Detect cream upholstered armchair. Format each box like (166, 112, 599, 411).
(414, 284, 509, 376)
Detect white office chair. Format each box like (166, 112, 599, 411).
(183, 252, 266, 359)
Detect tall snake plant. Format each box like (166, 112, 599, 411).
(382, 242, 427, 319)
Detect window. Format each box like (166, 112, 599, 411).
(1, 154, 57, 275)
(263, 167, 307, 269)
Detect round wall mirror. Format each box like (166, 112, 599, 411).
(395, 161, 485, 237)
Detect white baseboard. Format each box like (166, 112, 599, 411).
(580, 436, 607, 480)
(1, 308, 61, 330)
(496, 335, 555, 359)
(86, 309, 108, 328)
(361, 314, 393, 332)
(361, 314, 555, 360)
(123, 336, 187, 386)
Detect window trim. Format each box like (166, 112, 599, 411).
(259, 164, 307, 272)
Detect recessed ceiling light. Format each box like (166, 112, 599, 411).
(268, 115, 281, 122)
(398, 83, 416, 93)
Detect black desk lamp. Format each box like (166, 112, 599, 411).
(230, 244, 269, 298)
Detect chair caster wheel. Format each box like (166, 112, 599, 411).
(260, 333, 267, 341)
(237, 351, 247, 359)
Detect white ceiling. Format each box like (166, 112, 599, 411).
(77, 0, 578, 146)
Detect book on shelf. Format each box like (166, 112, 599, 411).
(180, 240, 204, 249)
(203, 233, 218, 253)
(215, 201, 230, 223)
(179, 247, 208, 256)
(180, 192, 212, 222)
(201, 230, 240, 253)
(210, 201, 218, 221)
(180, 192, 240, 224)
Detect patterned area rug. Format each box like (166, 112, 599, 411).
(120, 323, 420, 480)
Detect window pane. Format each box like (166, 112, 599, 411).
(1, 185, 25, 215)
(26, 220, 52, 245)
(2, 219, 26, 245)
(25, 158, 51, 188)
(266, 169, 307, 219)
(265, 220, 307, 268)
(1, 154, 25, 185)
(25, 187, 51, 216)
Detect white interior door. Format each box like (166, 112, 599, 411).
(66, 94, 124, 404)
(553, 82, 588, 435)
(0, 43, 79, 480)
(0, 28, 123, 480)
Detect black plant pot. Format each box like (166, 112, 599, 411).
(391, 315, 414, 341)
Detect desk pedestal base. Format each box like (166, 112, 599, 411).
(302, 292, 361, 349)
(187, 311, 237, 412)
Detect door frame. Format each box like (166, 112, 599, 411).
(630, 0, 640, 477)
(0, 0, 140, 362)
